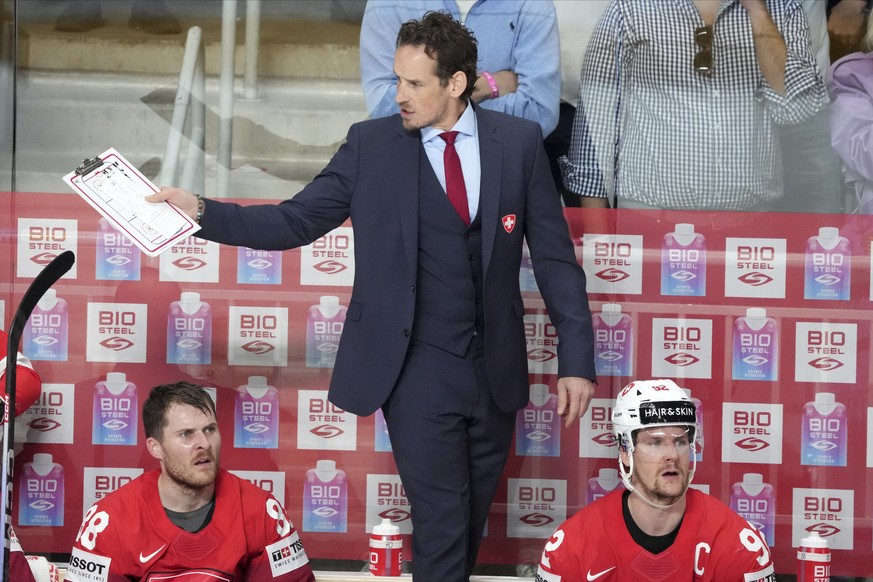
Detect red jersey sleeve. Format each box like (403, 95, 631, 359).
(0, 329, 43, 415)
(238, 480, 315, 581)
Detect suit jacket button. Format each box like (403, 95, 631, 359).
(402, 329, 410, 337)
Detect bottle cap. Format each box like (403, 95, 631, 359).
(814, 392, 835, 405)
(743, 473, 763, 485)
(320, 296, 339, 308)
(601, 303, 622, 314)
(674, 223, 695, 235)
(529, 384, 549, 405)
(746, 307, 766, 319)
(181, 291, 200, 304)
(598, 468, 619, 482)
(38, 288, 57, 309)
(373, 518, 400, 536)
(32, 453, 53, 467)
(316, 459, 336, 472)
(818, 227, 839, 240)
(105, 372, 126, 385)
(800, 531, 829, 549)
(247, 376, 268, 388)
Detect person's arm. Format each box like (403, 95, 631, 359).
(522, 124, 597, 422)
(829, 58, 873, 181)
(471, 70, 519, 105)
(556, 376, 596, 427)
(739, 0, 788, 94)
(580, 195, 610, 208)
(148, 123, 362, 250)
(828, 0, 869, 45)
(242, 492, 316, 581)
(65, 504, 129, 582)
(748, 0, 829, 125)
(359, 1, 409, 119)
(8, 528, 37, 582)
(560, 3, 621, 202)
(473, 1, 560, 135)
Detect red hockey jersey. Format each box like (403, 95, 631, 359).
(66, 469, 315, 582)
(0, 329, 42, 416)
(536, 489, 775, 581)
(9, 526, 38, 582)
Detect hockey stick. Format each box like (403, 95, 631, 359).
(1, 250, 75, 582)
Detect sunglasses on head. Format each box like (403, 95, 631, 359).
(694, 25, 713, 75)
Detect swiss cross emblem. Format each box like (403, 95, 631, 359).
(502, 214, 517, 233)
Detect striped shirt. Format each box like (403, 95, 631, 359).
(561, 0, 828, 210)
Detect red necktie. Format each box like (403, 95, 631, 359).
(439, 131, 471, 225)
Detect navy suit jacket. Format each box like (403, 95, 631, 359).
(198, 106, 595, 416)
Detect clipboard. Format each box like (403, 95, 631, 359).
(63, 148, 200, 257)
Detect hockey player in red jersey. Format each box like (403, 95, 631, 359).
(66, 381, 316, 582)
(536, 379, 775, 581)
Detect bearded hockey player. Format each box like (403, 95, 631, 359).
(66, 381, 315, 582)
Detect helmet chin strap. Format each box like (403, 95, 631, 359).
(618, 443, 698, 510)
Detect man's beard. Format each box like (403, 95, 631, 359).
(164, 453, 218, 493)
(638, 464, 689, 504)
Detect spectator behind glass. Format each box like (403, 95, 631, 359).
(828, 0, 872, 61)
(829, 16, 873, 213)
(359, 0, 560, 136)
(549, 1, 609, 207)
(776, 0, 845, 214)
(562, 0, 827, 211)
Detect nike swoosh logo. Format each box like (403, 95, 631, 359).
(587, 566, 616, 581)
(139, 545, 166, 563)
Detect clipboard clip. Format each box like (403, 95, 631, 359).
(75, 156, 104, 176)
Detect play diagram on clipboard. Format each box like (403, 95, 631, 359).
(63, 148, 199, 257)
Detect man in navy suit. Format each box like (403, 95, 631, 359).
(150, 11, 596, 580)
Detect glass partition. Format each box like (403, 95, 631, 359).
(4, 0, 872, 578)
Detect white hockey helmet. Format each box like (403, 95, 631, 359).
(612, 379, 698, 452)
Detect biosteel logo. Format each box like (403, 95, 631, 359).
(806, 523, 840, 537)
(528, 348, 557, 362)
(247, 258, 273, 270)
(738, 272, 774, 287)
(172, 257, 208, 271)
(733, 409, 772, 451)
(665, 352, 700, 367)
(314, 261, 348, 275)
(31, 252, 60, 266)
(596, 268, 630, 283)
(310, 425, 344, 439)
(808, 357, 843, 371)
(735, 437, 770, 452)
(520, 513, 554, 527)
(27, 418, 61, 432)
(378, 507, 411, 522)
(242, 341, 276, 355)
(99, 337, 134, 351)
(27, 225, 67, 263)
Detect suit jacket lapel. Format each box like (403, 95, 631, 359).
(395, 127, 421, 277)
(477, 111, 502, 274)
